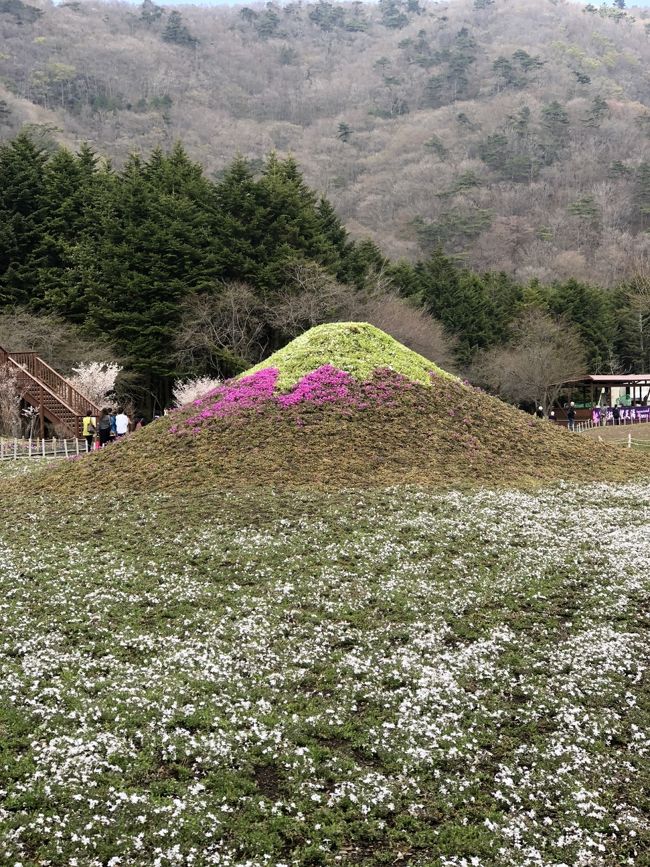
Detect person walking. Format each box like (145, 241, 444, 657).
(97, 408, 112, 447)
(612, 405, 621, 426)
(115, 407, 131, 438)
(82, 411, 96, 452)
(567, 402, 576, 432)
(535, 405, 544, 419)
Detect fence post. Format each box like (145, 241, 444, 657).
(28, 438, 32, 458)
(63, 439, 69, 458)
(13, 438, 17, 460)
(42, 438, 45, 458)
(628, 433, 632, 449)
(75, 438, 80, 456)
(53, 437, 57, 457)
(0, 440, 3, 460)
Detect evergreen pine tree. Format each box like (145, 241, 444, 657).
(76, 150, 221, 409)
(549, 279, 615, 370)
(0, 134, 49, 307)
(36, 144, 100, 313)
(253, 154, 340, 289)
(213, 155, 265, 284)
(162, 11, 197, 46)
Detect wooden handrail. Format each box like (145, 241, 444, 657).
(5, 352, 101, 417)
(29, 355, 102, 416)
(6, 355, 102, 437)
(9, 359, 81, 415)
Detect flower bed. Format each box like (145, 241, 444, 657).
(171, 366, 422, 434)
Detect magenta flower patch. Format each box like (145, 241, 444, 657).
(170, 365, 427, 435)
(278, 365, 354, 407)
(179, 368, 280, 430)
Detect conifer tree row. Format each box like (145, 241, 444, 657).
(0, 134, 647, 410)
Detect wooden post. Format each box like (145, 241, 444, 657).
(13, 438, 17, 460)
(628, 433, 632, 449)
(63, 439, 68, 458)
(42, 438, 45, 458)
(75, 438, 80, 456)
(28, 438, 32, 458)
(53, 437, 57, 457)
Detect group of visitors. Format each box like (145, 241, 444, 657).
(81, 408, 145, 451)
(534, 403, 575, 429)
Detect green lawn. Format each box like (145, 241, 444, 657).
(583, 422, 650, 447)
(1, 482, 648, 865)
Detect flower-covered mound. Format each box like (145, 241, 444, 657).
(171, 366, 418, 434)
(11, 323, 647, 495)
(19, 367, 647, 496)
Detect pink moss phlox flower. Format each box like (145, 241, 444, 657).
(173, 365, 422, 435)
(278, 365, 354, 407)
(182, 368, 280, 428)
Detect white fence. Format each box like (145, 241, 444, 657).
(0, 437, 90, 460)
(575, 417, 650, 434)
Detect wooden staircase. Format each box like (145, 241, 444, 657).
(0, 346, 102, 438)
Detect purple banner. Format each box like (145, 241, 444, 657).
(591, 407, 650, 424)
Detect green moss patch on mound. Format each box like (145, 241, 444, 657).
(244, 322, 454, 389)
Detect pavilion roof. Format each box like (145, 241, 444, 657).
(560, 374, 650, 385)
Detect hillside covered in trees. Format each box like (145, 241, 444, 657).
(1, 0, 649, 285)
(1, 134, 649, 416)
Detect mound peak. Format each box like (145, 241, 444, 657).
(244, 322, 454, 390)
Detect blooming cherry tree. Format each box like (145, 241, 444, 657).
(69, 362, 122, 406)
(172, 376, 222, 407)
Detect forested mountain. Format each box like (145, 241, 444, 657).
(1, 0, 649, 285)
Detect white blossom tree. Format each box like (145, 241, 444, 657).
(173, 376, 222, 407)
(69, 362, 122, 407)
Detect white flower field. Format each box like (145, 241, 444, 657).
(0, 479, 648, 866)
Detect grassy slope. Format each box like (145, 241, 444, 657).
(1, 483, 649, 865)
(19, 371, 647, 497)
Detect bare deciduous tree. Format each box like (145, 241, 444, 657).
(468, 309, 587, 412)
(265, 261, 353, 338)
(349, 292, 458, 372)
(175, 282, 267, 374)
(0, 310, 113, 374)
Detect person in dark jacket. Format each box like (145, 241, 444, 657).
(567, 402, 576, 432)
(97, 408, 112, 447)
